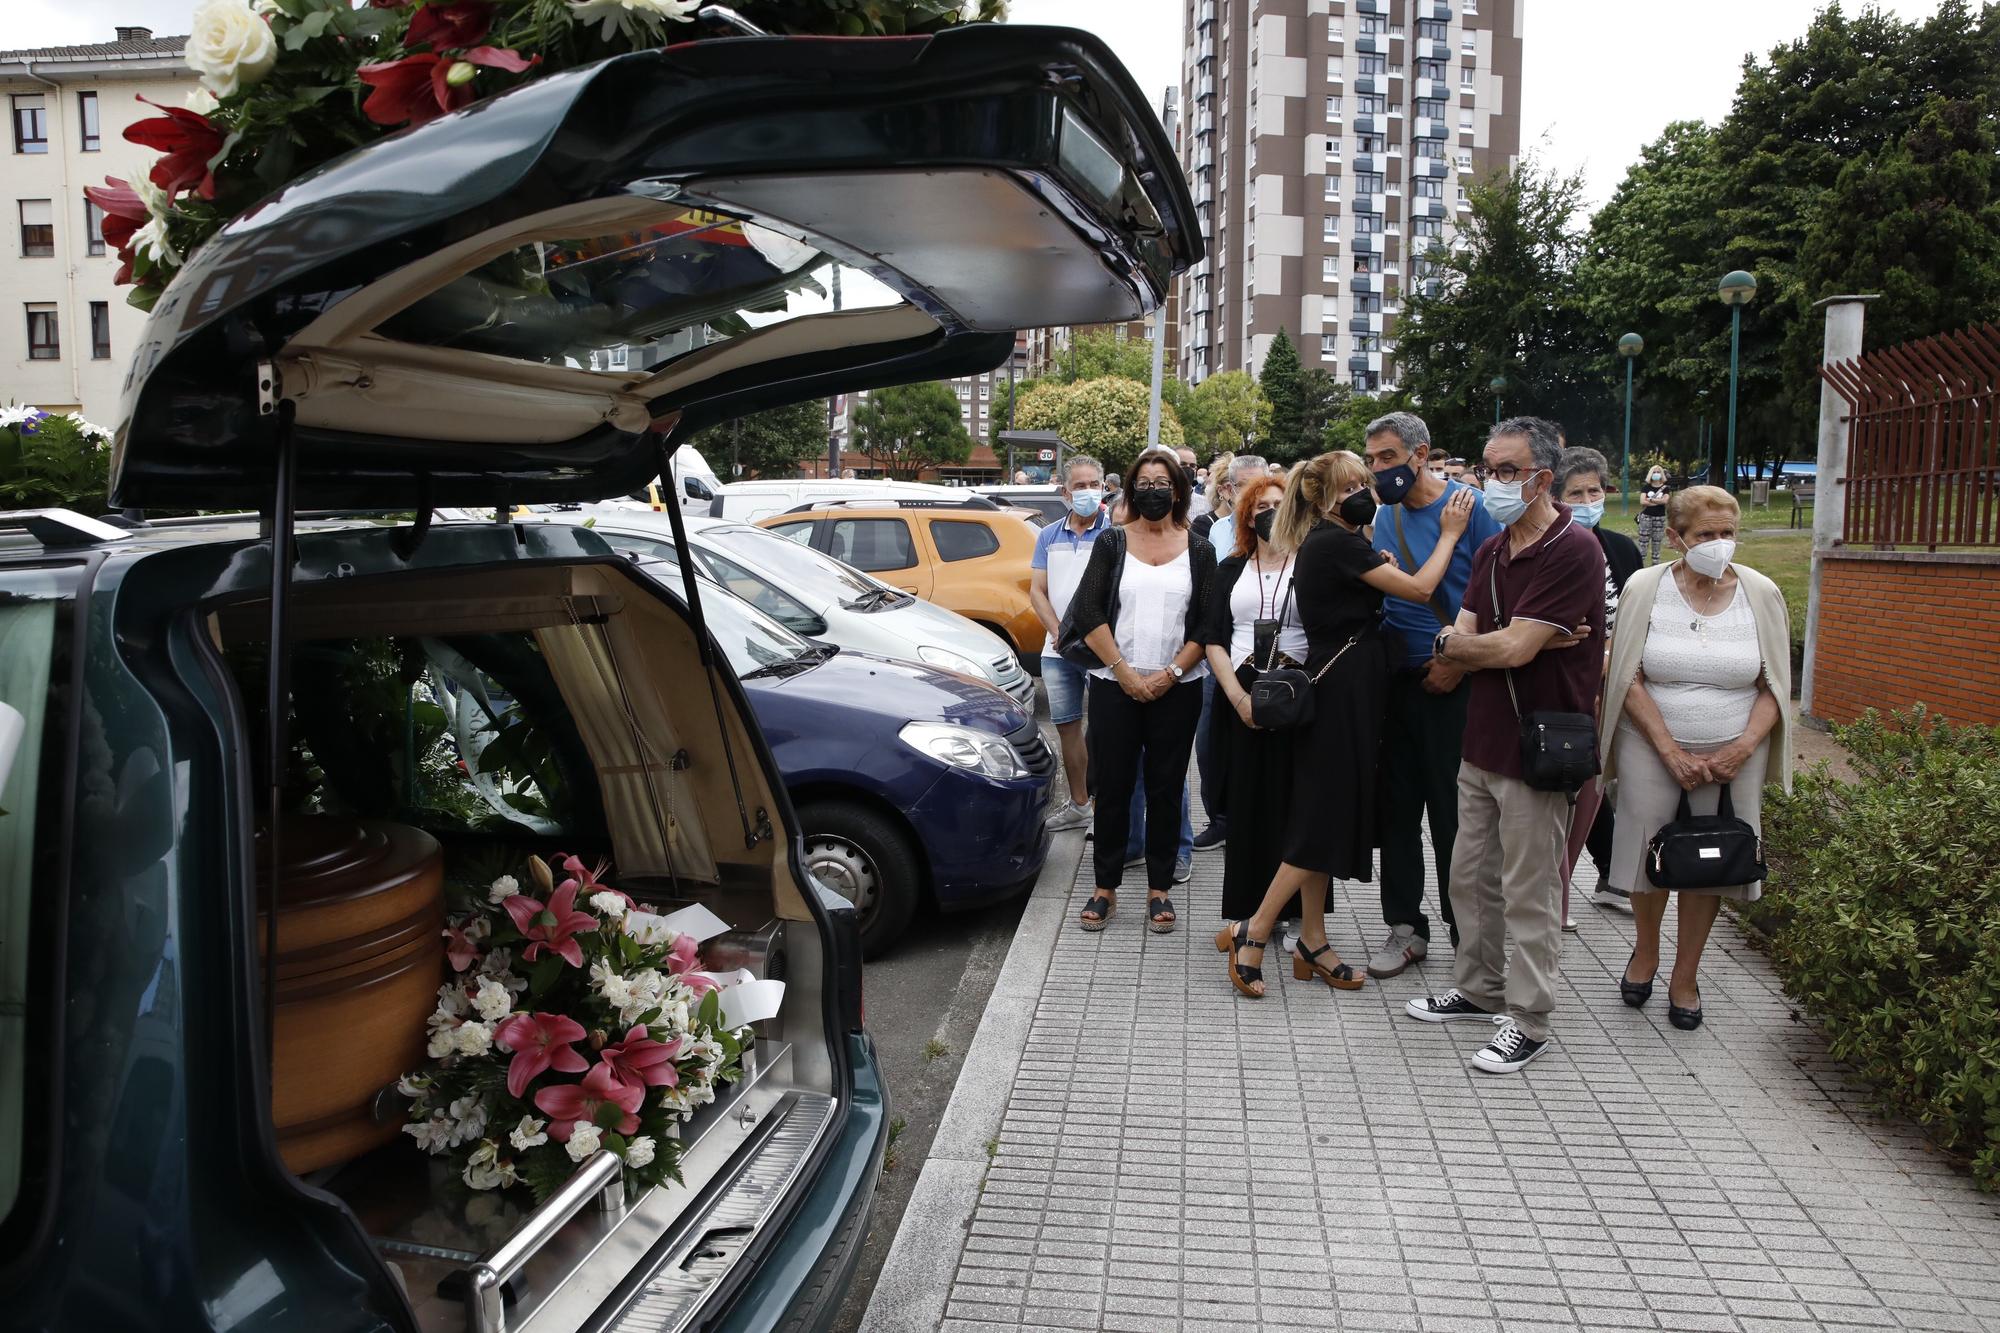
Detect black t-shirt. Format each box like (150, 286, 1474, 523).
(1292, 521, 1383, 667)
(1640, 484, 1669, 516)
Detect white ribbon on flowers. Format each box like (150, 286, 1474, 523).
(622, 902, 729, 946)
(623, 905, 785, 1026)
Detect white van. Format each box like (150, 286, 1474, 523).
(625, 444, 725, 511)
(705, 477, 983, 523)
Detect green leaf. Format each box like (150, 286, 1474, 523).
(284, 9, 336, 51)
(593, 1101, 627, 1130)
(527, 953, 564, 997)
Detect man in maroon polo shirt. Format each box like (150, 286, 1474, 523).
(1403, 417, 1606, 1074)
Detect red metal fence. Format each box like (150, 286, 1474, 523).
(1819, 322, 2000, 550)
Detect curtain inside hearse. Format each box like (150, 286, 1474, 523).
(0, 586, 59, 1224)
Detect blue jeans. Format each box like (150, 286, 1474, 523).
(1194, 673, 1224, 833)
(1126, 759, 1193, 863)
(1040, 654, 1088, 726)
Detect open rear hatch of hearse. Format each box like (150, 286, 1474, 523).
(110, 20, 1197, 1333)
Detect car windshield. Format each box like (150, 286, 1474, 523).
(704, 525, 891, 606)
(636, 563, 819, 678)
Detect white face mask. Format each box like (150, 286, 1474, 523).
(1682, 538, 1736, 578)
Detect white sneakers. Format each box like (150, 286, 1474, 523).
(1045, 801, 1091, 831)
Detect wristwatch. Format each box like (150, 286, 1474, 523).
(1168, 662, 1186, 680)
(1433, 628, 1453, 661)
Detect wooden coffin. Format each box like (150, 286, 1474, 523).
(257, 816, 445, 1175)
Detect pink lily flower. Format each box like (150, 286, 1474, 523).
(533, 1063, 643, 1139)
(560, 854, 636, 912)
(504, 883, 597, 968)
(599, 1025, 684, 1092)
(493, 1011, 588, 1099)
(665, 932, 701, 976)
(443, 923, 480, 973)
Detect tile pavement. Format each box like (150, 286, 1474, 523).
(908, 817, 2000, 1333)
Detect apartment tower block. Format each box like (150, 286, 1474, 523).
(1179, 0, 1522, 389)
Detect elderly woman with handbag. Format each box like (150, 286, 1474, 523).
(1215, 452, 1473, 998)
(1599, 485, 1793, 1030)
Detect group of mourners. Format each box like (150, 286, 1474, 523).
(1027, 415, 1792, 1074)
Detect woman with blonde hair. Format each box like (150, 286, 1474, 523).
(1217, 452, 1474, 997)
(1600, 485, 1792, 1029)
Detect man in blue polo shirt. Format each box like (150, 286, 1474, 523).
(1031, 455, 1112, 829)
(1364, 411, 1504, 976)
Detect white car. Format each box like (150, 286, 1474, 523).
(705, 477, 992, 523)
(576, 506, 1039, 710)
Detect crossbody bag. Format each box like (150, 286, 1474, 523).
(1249, 574, 1361, 729)
(1488, 557, 1598, 794)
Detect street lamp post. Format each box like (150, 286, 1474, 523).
(1618, 333, 1643, 514)
(1489, 374, 1507, 425)
(1717, 269, 1757, 494)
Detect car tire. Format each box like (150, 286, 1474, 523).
(796, 799, 921, 959)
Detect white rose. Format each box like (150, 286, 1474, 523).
(566, 1123, 602, 1162)
(183, 87, 219, 115)
(509, 1116, 548, 1151)
(624, 1135, 656, 1168)
(488, 875, 519, 905)
(590, 891, 628, 919)
(472, 977, 512, 1022)
(185, 0, 278, 99)
(453, 1021, 493, 1058)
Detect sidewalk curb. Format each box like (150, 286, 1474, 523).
(857, 827, 1083, 1333)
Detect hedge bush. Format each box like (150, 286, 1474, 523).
(1762, 707, 2000, 1189)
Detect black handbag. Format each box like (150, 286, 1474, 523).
(1646, 784, 1767, 890)
(1053, 528, 1124, 670)
(1251, 632, 1359, 730)
(1489, 560, 1598, 794)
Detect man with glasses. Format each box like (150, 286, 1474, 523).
(1031, 454, 1112, 829)
(1363, 412, 1504, 977)
(1406, 417, 1606, 1075)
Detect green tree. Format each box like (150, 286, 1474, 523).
(1179, 371, 1272, 458)
(1257, 327, 1309, 461)
(1049, 329, 1158, 385)
(0, 409, 112, 510)
(1295, 369, 1353, 458)
(1320, 392, 1386, 456)
(681, 398, 829, 480)
(851, 381, 972, 479)
(1037, 377, 1183, 479)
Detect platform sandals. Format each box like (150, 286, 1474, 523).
(1294, 940, 1366, 991)
(1214, 920, 1268, 998)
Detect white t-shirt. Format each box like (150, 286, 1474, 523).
(1090, 550, 1209, 682)
(1642, 575, 1762, 745)
(1226, 557, 1308, 667)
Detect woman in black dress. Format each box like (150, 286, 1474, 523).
(1216, 451, 1474, 997)
(1202, 473, 1303, 923)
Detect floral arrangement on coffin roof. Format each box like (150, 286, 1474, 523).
(401, 851, 767, 1200)
(85, 0, 1007, 311)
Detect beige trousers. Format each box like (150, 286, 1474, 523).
(1448, 761, 1571, 1042)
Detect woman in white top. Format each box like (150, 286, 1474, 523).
(1067, 449, 1216, 934)
(1598, 486, 1794, 1030)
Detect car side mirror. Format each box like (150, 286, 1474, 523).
(685, 477, 714, 500)
(793, 614, 830, 638)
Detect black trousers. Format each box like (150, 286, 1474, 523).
(1088, 676, 1204, 892)
(1378, 668, 1467, 941)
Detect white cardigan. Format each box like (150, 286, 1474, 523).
(1598, 561, 1794, 793)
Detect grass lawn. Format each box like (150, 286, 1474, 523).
(1598, 491, 1813, 641)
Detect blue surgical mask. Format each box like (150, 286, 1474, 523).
(1481, 477, 1529, 526)
(1070, 489, 1103, 518)
(1372, 461, 1417, 505)
(1572, 499, 1604, 528)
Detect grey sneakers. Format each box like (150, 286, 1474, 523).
(1593, 884, 1633, 913)
(1045, 801, 1091, 831)
(1367, 924, 1428, 979)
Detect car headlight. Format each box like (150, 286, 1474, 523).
(898, 721, 1029, 780)
(916, 644, 985, 679)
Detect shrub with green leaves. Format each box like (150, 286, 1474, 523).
(1762, 706, 2000, 1189)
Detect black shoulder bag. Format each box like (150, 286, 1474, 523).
(1489, 558, 1598, 794)
(1645, 784, 1766, 890)
(1249, 577, 1362, 729)
(1053, 527, 1125, 670)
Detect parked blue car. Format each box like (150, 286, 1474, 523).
(632, 555, 1054, 955)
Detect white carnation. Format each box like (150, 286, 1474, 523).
(568, 0, 700, 43)
(185, 0, 278, 99)
(488, 874, 520, 905)
(453, 1021, 493, 1058)
(472, 977, 512, 1022)
(426, 1027, 458, 1059)
(566, 1123, 603, 1162)
(590, 891, 628, 919)
(624, 1135, 656, 1168)
(509, 1116, 548, 1151)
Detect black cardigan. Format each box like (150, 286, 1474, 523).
(1067, 525, 1216, 665)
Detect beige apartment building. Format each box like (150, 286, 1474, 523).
(1179, 0, 1522, 388)
(1, 27, 193, 421)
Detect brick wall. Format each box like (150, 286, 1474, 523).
(1811, 551, 2000, 725)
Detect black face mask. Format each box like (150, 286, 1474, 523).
(1338, 491, 1377, 528)
(1253, 509, 1276, 543)
(1132, 487, 1175, 521)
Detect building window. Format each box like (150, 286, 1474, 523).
(1322, 256, 1340, 281)
(1326, 95, 1342, 117)
(1357, 332, 1382, 353)
(77, 92, 100, 152)
(1462, 65, 1476, 89)
(1354, 251, 1382, 274)
(1324, 139, 1343, 162)
(1355, 212, 1383, 235)
(1352, 371, 1379, 391)
(1355, 293, 1382, 314)
(11, 95, 48, 154)
(1357, 133, 1385, 155)
(1415, 137, 1446, 160)
(89, 301, 110, 359)
(1321, 334, 1339, 357)
(1359, 14, 1387, 34)
(1326, 58, 1343, 82)
(1460, 109, 1476, 129)
(1416, 59, 1449, 82)
(1358, 53, 1385, 75)
(1415, 176, 1444, 199)
(1357, 93, 1386, 115)
(19, 199, 54, 257)
(83, 196, 106, 256)
(1415, 217, 1445, 240)
(1416, 97, 1447, 122)
(1457, 150, 1474, 169)
(1462, 0, 1478, 11)
(1322, 216, 1339, 240)
(1327, 17, 1343, 39)
(1355, 171, 1384, 196)
(1418, 19, 1449, 41)
(26, 304, 59, 359)
(1324, 175, 1341, 201)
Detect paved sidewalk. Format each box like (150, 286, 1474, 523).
(866, 822, 2000, 1332)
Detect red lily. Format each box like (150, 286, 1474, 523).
(493, 1011, 589, 1098)
(83, 178, 148, 283)
(407, 0, 495, 51)
(124, 97, 226, 200)
(599, 1025, 684, 1092)
(503, 882, 597, 968)
(533, 1062, 643, 1140)
(357, 46, 539, 128)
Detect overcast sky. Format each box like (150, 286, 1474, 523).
(8, 0, 1956, 211)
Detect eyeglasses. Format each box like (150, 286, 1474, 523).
(1473, 462, 1541, 484)
(1132, 480, 1175, 493)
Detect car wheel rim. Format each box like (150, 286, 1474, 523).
(804, 835, 879, 921)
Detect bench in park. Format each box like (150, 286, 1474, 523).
(1789, 480, 1816, 528)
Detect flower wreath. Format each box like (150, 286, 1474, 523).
(87, 0, 1007, 311)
